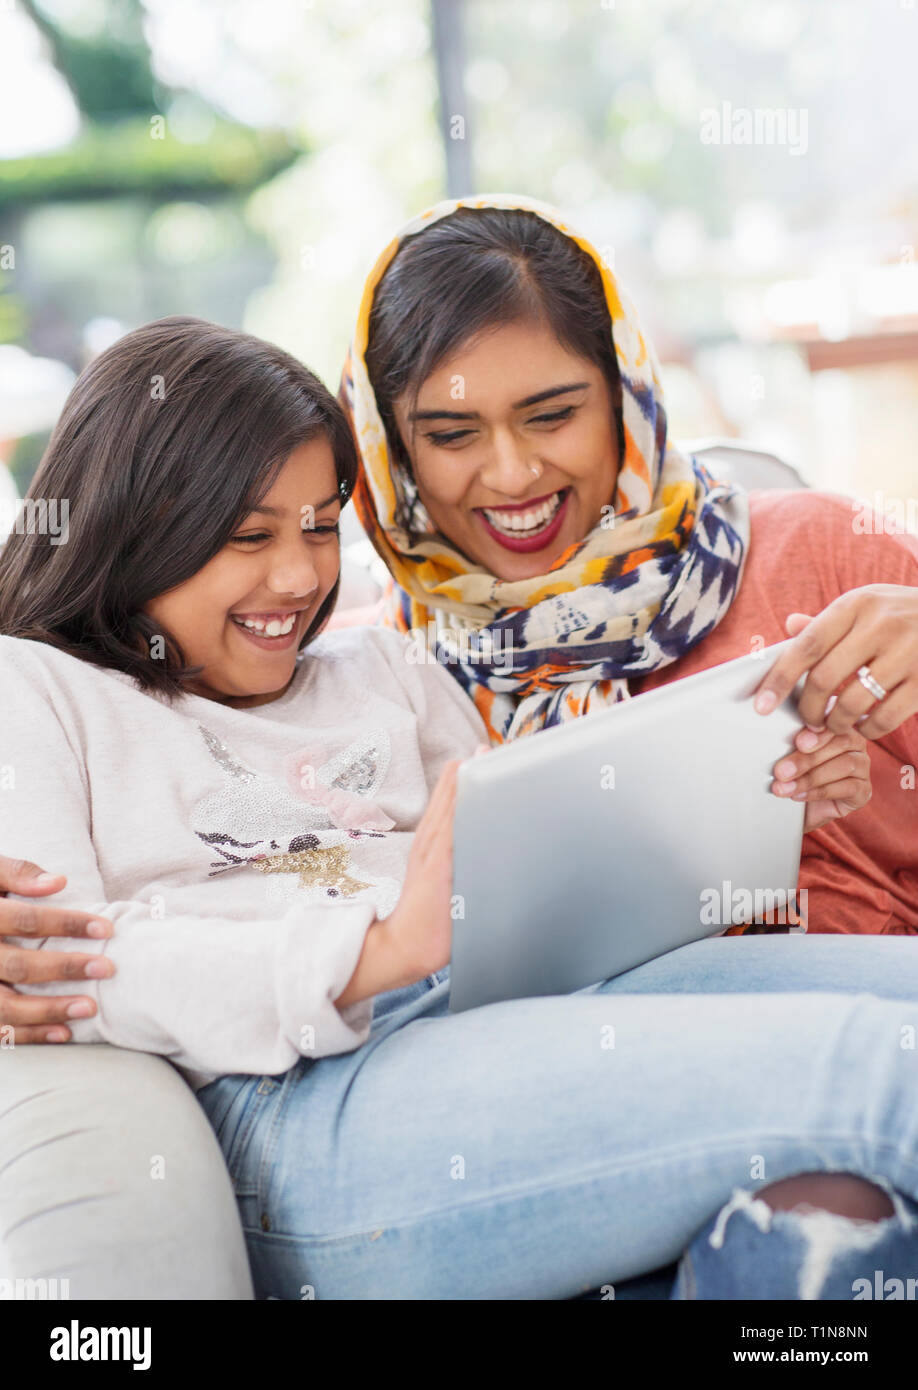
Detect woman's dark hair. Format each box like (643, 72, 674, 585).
(0, 316, 357, 698)
(365, 206, 625, 512)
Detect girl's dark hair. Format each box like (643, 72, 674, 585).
(365, 206, 625, 516)
(0, 316, 357, 698)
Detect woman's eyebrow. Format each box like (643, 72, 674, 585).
(249, 493, 341, 517)
(408, 381, 590, 422)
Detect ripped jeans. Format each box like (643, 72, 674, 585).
(672, 1185, 918, 1300)
(195, 936, 918, 1300)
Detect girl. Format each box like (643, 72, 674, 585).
(0, 317, 916, 1300)
(340, 193, 918, 936)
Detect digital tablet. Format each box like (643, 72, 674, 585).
(449, 641, 806, 1012)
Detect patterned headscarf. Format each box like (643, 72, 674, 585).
(339, 192, 750, 744)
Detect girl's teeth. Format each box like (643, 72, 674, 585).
(236, 614, 297, 636)
(483, 491, 562, 535)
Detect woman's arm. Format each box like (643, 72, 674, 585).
(0, 856, 114, 1043)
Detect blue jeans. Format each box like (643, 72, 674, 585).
(671, 1184, 918, 1300)
(196, 936, 918, 1299)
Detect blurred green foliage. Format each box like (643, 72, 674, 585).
(0, 289, 27, 344)
(8, 430, 51, 495)
(0, 120, 299, 208)
(23, 0, 157, 121)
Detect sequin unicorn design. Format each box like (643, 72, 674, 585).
(192, 725, 401, 913)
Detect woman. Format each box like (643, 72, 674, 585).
(338, 192, 918, 936)
(0, 315, 916, 1302)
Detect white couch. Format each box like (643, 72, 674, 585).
(0, 1044, 253, 1297)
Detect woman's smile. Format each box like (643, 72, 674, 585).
(474, 487, 571, 553)
(393, 320, 620, 581)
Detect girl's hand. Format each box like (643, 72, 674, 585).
(0, 855, 114, 1044)
(379, 759, 461, 983)
(771, 725, 871, 832)
(754, 585, 918, 739)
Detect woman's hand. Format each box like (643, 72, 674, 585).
(755, 585, 918, 739)
(0, 856, 114, 1044)
(771, 727, 872, 832)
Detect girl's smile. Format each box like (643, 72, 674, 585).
(229, 607, 310, 649)
(145, 439, 342, 708)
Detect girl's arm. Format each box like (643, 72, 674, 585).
(337, 760, 461, 1007)
(0, 666, 380, 1081)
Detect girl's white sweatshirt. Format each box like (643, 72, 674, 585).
(0, 627, 487, 1089)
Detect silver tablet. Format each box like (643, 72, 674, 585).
(450, 641, 806, 1013)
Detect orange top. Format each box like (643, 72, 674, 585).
(633, 489, 918, 935)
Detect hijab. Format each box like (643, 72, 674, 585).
(340, 193, 750, 743)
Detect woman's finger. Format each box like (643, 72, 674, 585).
(856, 676, 918, 740)
(0, 943, 115, 985)
(792, 724, 836, 754)
(809, 777, 871, 807)
(0, 856, 67, 897)
(0, 981, 96, 1027)
(0, 897, 113, 939)
(773, 731, 864, 783)
(775, 749, 870, 797)
(821, 652, 912, 735)
(754, 603, 858, 716)
(804, 792, 869, 832)
(3, 1025, 72, 1044)
(774, 744, 869, 795)
(790, 629, 883, 729)
(784, 612, 812, 638)
(803, 776, 872, 816)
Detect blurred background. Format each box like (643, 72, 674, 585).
(1, 0, 916, 524)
